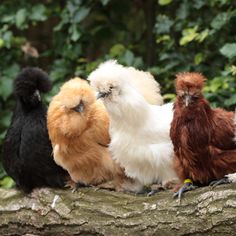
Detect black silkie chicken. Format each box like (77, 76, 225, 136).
(2, 67, 68, 193)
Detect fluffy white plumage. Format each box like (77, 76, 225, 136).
(88, 60, 178, 189)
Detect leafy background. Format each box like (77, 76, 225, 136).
(0, 0, 236, 188)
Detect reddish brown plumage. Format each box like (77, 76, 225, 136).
(170, 72, 236, 185)
(175, 72, 205, 91)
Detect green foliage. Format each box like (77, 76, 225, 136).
(220, 43, 236, 59)
(0, 0, 236, 185)
(0, 176, 15, 189)
(158, 0, 173, 6)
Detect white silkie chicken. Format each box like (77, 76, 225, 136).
(88, 60, 178, 193)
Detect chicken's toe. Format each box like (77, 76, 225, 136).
(147, 184, 165, 196)
(173, 179, 197, 200)
(209, 177, 231, 188)
(65, 179, 90, 193)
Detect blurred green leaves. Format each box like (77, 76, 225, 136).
(0, 163, 14, 189)
(100, 0, 111, 6)
(155, 15, 173, 34)
(220, 43, 236, 59)
(180, 26, 199, 45)
(0, 64, 20, 100)
(0, 176, 15, 189)
(194, 53, 204, 65)
(72, 7, 90, 23)
(16, 8, 27, 29)
(30, 4, 47, 21)
(158, 0, 172, 6)
(224, 94, 236, 107)
(211, 12, 230, 30)
(15, 4, 47, 29)
(0, 79, 12, 101)
(179, 27, 209, 45)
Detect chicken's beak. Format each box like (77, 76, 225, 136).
(34, 90, 41, 101)
(96, 91, 109, 100)
(72, 101, 84, 113)
(184, 95, 191, 107)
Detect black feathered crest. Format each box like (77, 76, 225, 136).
(14, 67, 52, 108)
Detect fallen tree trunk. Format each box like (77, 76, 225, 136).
(0, 184, 236, 235)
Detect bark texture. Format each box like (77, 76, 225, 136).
(0, 184, 236, 236)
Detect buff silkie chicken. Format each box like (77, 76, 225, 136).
(88, 60, 178, 195)
(170, 72, 236, 199)
(47, 78, 142, 192)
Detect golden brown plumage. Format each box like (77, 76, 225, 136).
(47, 78, 130, 190)
(170, 72, 236, 187)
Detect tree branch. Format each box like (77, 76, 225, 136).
(0, 184, 236, 235)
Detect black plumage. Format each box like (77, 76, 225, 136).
(2, 67, 68, 193)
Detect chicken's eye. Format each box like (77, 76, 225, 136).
(192, 95, 199, 100)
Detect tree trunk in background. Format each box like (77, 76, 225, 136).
(143, 0, 156, 67)
(0, 184, 235, 235)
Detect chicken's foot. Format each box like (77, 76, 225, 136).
(173, 179, 198, 200)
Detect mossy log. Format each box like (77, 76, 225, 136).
(0, 184, 236, 236)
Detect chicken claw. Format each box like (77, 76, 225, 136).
(209, 173, 236, 187)
(147, 184, 165, 196)
(173, 179, 197, 199)
(209, 177, 231, 188)
(65, 179, 90, 193)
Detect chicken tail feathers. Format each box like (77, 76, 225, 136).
(14, 67, 52, 108)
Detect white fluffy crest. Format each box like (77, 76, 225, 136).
(88, 60, 128, 89)
(88, 60, 163, 106)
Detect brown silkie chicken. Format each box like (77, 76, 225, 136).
(170, 72, 236, 199)
(47, 78, 140, 192)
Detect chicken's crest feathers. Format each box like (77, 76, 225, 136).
(88, 60, 127, 94)
(89, 60, 163, 105)
(126, 66, 163, 105)
(14, 67, 51, 95)
(175, 72, 206, 92)
(58, 77, 95, 109)
(14, 67, 51, 108)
